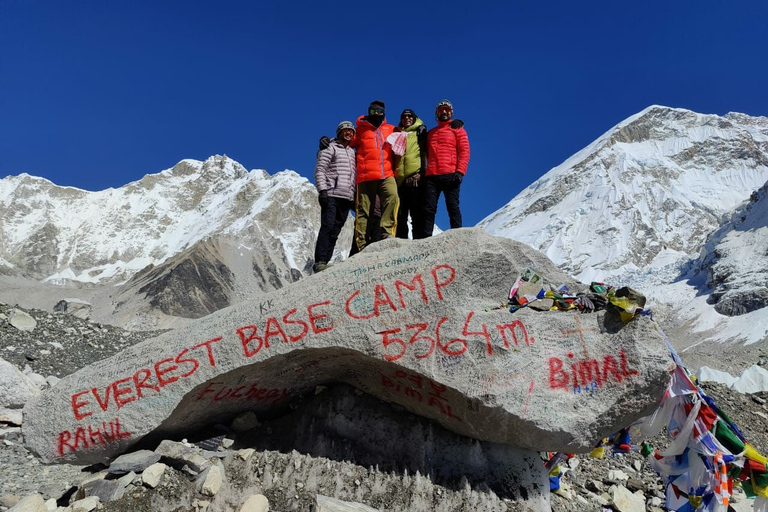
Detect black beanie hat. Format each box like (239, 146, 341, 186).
(401, 108, 417, 119)
(369, 100, 386, 112)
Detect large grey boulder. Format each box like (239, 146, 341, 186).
(8, 308, 37, 332)
(53, 298, 93, 320)
(7, 494, 46, 512)
(1, 358, 41, 413)
(23, 229, 672, 465)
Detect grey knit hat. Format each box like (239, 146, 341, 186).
(336, 120, 355, 137)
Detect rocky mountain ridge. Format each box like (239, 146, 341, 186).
(694, 182, 768, 316)
(1, 156, 307, 284)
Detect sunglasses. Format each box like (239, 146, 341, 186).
(401, 113, 414, 119)
(436, 107, 452, 114)
(369, 108, 385, 115)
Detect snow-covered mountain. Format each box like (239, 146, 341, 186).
(480, 106, 768, 284)
(480, 106, 768, 349)
(1, 156, 316, 283)
(0, 155, 350, 328)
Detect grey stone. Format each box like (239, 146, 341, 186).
(7, 494, 46, 512)
(316, 495, 379, 512)
(626, 477, 645, 492)
(79, 478, 125, 502)
(586, 479, 605, 493)
(231, 410, 259, 432)
(154, 440, 210, 473)
(197, 464, 223, 497)
(70, 496, 100, 512)
(21, 369, 47, 390)
(0, 407, 23, 426)
(141, 462, 166, 488)
(78, 471, 108, 487)
(1, 358, 41, 409)
(607, 469, 629, 482)
(239, 494, 269, 512)
(23, 230, 672, 466)
(236, 448, 255, 461)
(610, 485, 645, 512)
(107, 449, 161, 475)
(115, 471, 136, 488)
(9, 309, 36, 332)
(0, 425, 22, 440)
(193, 499, 211, 511)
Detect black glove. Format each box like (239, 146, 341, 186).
(587, 293, 607, 310)
(574, 293, 607, 312)
(318, 190, 329, 208)
(450, 119, 464, 129)
(405, 172, 422, 187)
(453, 172, 463, 184)
(319, 136, 331, 150)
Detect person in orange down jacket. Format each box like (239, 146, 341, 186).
(350, 100, 399, 252)
(421, 99, 470, 237)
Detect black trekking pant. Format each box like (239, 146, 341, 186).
(421, 174, 462, 237)
(314, 197, 353, 263)
(396, 182, 425, 239)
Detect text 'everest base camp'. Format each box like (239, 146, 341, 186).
(22, 229, 673, 508)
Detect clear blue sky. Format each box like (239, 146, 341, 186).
(2, 1, 767, 228)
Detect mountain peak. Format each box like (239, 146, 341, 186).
(199, 154, 249, 181)
(480, 106, 768, 284)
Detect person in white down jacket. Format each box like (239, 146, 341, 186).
(313, 120, 357, 272)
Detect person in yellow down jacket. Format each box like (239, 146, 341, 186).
(393, 109, 428, 239)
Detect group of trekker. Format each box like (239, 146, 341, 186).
(312, 99, 470, 272)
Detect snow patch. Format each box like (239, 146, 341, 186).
(697, 365, 768, 393)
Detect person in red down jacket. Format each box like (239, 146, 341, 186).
(350, 100, 399, 252)
(421, 99, 470, 237)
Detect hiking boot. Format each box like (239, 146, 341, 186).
(313, 261, 330, 273)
